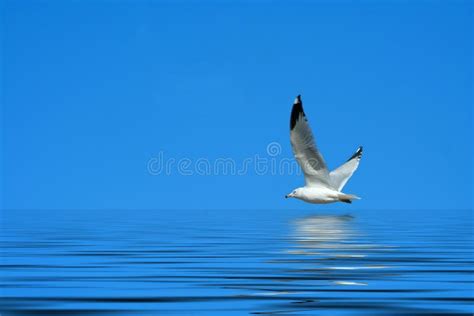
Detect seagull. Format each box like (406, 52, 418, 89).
(285, 95, 363, 204)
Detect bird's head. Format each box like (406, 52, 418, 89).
(285, 188, 304, 199)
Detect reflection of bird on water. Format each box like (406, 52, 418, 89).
(287, 214, 388, 287)
(292, 215, 356, 247)
(288, 214, 374, 260)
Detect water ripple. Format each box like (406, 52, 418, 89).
(1, 209, 472, 315)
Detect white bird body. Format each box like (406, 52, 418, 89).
(286, 95, 363, 205)
(288, 186, 360, 204)
(293, 187, 341, 204)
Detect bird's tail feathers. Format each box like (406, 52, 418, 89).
(338, 193, 361, 204)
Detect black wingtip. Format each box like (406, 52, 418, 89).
(295, 95, 301, 104)
(290, 95, 304, 130)
(347, 146, 363, 162)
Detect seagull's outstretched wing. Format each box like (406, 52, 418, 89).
(290, 95, 331, 188)
(330, 146, 363, 191)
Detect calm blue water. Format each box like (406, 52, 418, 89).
(1, 209, 473, 315)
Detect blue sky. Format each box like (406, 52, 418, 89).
(2, 1, 472, 211)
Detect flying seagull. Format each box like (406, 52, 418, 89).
(285, 95, 363, 204)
